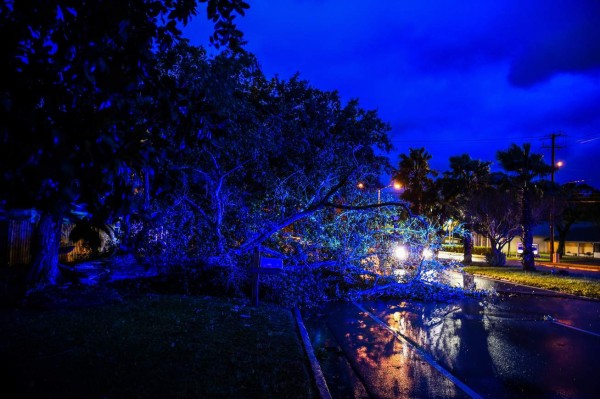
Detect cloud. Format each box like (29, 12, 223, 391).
(507, 0, 600, 87)
(184, 0, 600, 187)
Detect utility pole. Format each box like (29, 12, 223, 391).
(546, 132, 564, 263)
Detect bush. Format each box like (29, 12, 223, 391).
(474, 247, 493, 256)
(442, 244, 463, 254)
(442, 245, 492, 256)
(485, 251, 506, 266)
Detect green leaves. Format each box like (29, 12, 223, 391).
(203, 0, 249, 48)
(1, 0, 248, 221)
(497, 143, 553, 184)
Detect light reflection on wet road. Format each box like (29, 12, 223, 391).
(307, 301, 472, 399)
(306, 275, 600, 398)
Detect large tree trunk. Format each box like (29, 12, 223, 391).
(462, 227, 473, 265)
(489, 242, 507, 266)
(27, 213, 61, 290)
(557, 237, 566, 256)
(556, 222, 572, 256)
(520, 195, 536, 271)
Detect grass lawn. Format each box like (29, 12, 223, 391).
(0, 293, 316, 398)
(464, 266, 600, 299)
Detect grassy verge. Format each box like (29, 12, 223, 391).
(0, 294, 316, 399)
(464, 266, 600, 299)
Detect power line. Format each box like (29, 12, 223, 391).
(391, 135, 546, 143)
(577, 136, 600, 144)
(393, 133, 599, 146)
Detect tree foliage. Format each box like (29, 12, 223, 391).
(393, 147, 438, 217)
(0, 0, 248, 288)
(0, 1, 518, 305)
(496, 143, 552, 270)
(468, 176, 521, 266)
(439, 154, 491, 264)
(553, 182, 600, 255)
(148, 42, 393, 262)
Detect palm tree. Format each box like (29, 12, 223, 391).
(441, 154, 491, 264)
(393, 148, 438, 217)
(497, 143, 552, 270)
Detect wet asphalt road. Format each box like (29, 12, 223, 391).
(304, 275, 600, 399)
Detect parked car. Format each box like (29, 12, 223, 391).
(517, 242, 539, 257)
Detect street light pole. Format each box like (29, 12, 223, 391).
(378, 182, 402, 204)
(358, 181, 402, 205)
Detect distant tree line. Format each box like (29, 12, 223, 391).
(393, 146, 600, 269)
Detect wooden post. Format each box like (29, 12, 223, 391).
(250, 246, 283, 306)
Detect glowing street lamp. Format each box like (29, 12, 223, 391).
(393, 245, 408, 260)
(422, 247, 434, 260)
(378, 181, 402, 204)
(357, 181, 402, 203)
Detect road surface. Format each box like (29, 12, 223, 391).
(304, 275, 600, 398)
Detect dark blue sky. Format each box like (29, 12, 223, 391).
(186, 0, 600, 187)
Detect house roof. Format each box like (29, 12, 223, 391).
(533, 222, 600, 243)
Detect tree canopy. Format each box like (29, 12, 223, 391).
(497, 143, 552, 270)
(439, 154, 491, 264)
(0, 0, 248, 288)
(1, 0, 247, 220)
(393, 147, 438, 217)
(147, 42, 393, 262)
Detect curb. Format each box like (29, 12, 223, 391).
(294, 307, 332, 399)
(352, 301, 483, 399)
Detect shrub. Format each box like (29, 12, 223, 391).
(441, 244, 462, 253)
(485, 251, 506, 266)
(441, 245, 491, 256)
(474, 247, 493, 256)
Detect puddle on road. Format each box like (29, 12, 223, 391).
(365, 296, 600, 398)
